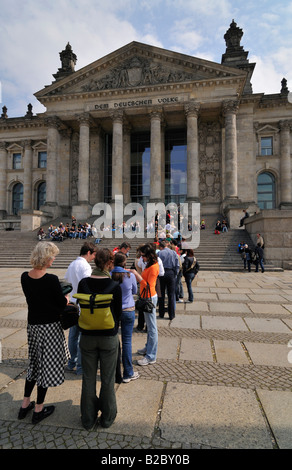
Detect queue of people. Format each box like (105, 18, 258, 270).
(18, 236, 200, 430)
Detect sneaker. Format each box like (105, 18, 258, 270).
(32, 405, 55, 424)
(137, 357, 156, 366)
(137, 348, 147, 355)
(122, 372, 140, 383)
(178, 299, 184, 303)
(18, 401, 35, 420)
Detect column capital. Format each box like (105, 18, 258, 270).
(110, 109, 124, 123)
(45, 116, 62, 129)
(184, 101, 200, 118)
(22, 139, 33, 149)
(77, 112, 94, 127)
(0, 141, 7, 151)
(279, 119, 292, 132)
(222, 99, 239, 116)
(149, 106, 163, 120)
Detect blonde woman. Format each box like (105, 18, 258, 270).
(19, 242, 69, 424)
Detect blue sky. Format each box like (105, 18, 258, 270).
(1, 0, 292, 117)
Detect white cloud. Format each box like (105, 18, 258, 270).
(250, 55, 285, 95)
(1, 0, 292, 116)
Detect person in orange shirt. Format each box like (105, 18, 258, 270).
(135, 244, 159, 366)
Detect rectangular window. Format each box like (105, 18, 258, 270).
(260, 137, 273, 156)
(38, 151, 47, 168)
(13, 153, 21, 169)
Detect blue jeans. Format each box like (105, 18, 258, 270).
(255, 258, 265, 272)
(159, 269, 176, 319)
(176, 271, 184, 300)
(143, 295, 158, 362)
(184, 272, 195, 302)
(243, 258, 251, 272)
(121, 309, 135, 379)
(68, 324, 82, 374)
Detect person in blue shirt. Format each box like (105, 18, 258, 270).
(112, 253, 139, 383)
(157, 241, 180, 320)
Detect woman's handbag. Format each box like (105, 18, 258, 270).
(60, 302, 79, 330)
(135, 282, 155, 313)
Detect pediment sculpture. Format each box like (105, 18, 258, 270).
(80, 55, 224, 92)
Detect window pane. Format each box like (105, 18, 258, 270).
(257, 172, 275, 209)
(13, 153, 21, 169)
(165, 129, 187, 204)
(12, 183, 23, 214)
(258, 173, 273, 184)
(258, 184, 273, 193)
(37, 182, 46, 209)
(38, 151, 47, 168)
(261, 137, 272, 156)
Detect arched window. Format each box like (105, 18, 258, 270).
(12, 183, 23, 215)
(257, 172, 276, 209)
(37, 182, 46, 209)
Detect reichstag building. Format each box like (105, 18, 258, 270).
(0, 20, 291, 267)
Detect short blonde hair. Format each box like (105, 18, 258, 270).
(30, 242, 59, 269)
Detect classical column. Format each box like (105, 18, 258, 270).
(89, 125, 103, 205)
(161, 122, 166, 201)
(23, 140, 33, 210)
(0, 142, 7, 216)
(222, 100, 239, 200)
(279, 120, 292, 207)
(77, 113, 91, 204)
(150, 109, 162, 202)
(45, 117, 60, 206)
(185, 102, 200, 202)
(111, 111, 124, 200)
(123, 123, 131, 205)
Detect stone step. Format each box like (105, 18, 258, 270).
(0, 228, 282, 271)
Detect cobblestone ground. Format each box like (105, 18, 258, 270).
(1, 269, 292, 451)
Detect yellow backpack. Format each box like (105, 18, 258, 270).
(73, 293, 114, 330)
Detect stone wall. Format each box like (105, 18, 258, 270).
(245, 210, 292, 269)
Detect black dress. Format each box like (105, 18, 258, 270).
(21, 272, 70, 388)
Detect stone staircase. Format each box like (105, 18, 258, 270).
(0, 222, 282, 271)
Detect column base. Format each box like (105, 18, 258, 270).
(222, 200, 261, 229)
(20, 209, 52, 232)
(40, 203, 63, 220)
(72, 203, 92, 221)
(280, 202, 292, 210)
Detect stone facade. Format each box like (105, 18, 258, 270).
(0, 20, 291, 231)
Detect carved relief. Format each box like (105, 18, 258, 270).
(80, 55, 218, 92)
(199, 122, 222, 202)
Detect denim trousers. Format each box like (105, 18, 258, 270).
(79, 334, 119, 429)
(68, 324, 82, 373)
(243, 258, 251, 272)
(143, 294, 158, 362)
(184, 272, 195, 302)
(159, 269, 176, 319)
(255, 259, 265, 272)
(176, 271, 184, 300)
(121, 309, 135, 379)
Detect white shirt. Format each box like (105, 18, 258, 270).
(137, 256, 165, 276)
(64, 256, 92, 302)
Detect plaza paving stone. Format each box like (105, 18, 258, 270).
(0, 268, 292, 451)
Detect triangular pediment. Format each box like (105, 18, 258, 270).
(35, 42, 247, 100)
